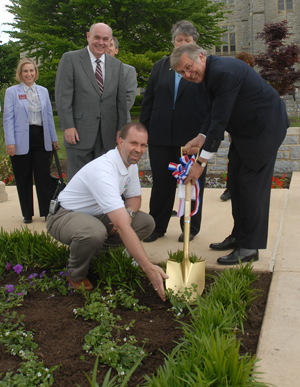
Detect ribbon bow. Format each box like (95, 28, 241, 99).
(168, 154, 201, 218)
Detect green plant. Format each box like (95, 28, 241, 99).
(0, 227, 69, 275)
(90, 247, 145, 291)
(167, 249, 203, 264)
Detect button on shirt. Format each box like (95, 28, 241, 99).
(87, 46, 106, 83)
(21, 82, 43, 126)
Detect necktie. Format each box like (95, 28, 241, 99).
(95, 59, 104, 93)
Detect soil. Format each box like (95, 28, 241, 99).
(51, 161, 291, 189)
(0, 269, 272, 387)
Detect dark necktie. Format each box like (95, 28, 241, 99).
(95, 59, 104, 93)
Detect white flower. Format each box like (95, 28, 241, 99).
(177, 312, 181, 316)
(5, 332, 10, 336)
(123, 338, 127, 342)
(126, 327, 130, 331)
(150, 320, 152, 322)
(73, 309, 77, 314)
(37, 372, 42, 377)
(120, 371, 125, 376)
(23, 332, 28, 337)
(11, 349, 15, 355)
(44, 368, 49, 372)
(47, 374, 51, 379)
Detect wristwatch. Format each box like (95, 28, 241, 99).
(196, 159, 207, 168)
(126, 208, 136, 218)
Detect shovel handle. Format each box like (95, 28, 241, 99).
(181, 146, 200, 158)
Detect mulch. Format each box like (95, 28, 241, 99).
(0, 269, 272, 386)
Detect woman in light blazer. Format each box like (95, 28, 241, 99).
(3, 58, 58, 223)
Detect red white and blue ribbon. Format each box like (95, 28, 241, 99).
(168, 154, 201, 218)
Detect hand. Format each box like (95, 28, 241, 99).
(6, 145, 15, 157)
(184, 134, 205, 155)
(144, 264, 169, 302)
(52, 141, 59, 151)
(64, 128, 79, 145)
(185, 162, 203, 185)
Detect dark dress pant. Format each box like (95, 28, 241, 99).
(148, 144, 206, 235)
(10, 125, 53, 218)
(228, 142, 277, 249)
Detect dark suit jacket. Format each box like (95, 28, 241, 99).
(55, 47, 127, 151)
(200, 55, 289, 170)
(140, 56, 209, 146)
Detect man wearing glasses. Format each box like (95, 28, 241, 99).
(170, 43, 289, 265)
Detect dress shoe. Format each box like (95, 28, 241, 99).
(67, 276, 94, 291)
(220, 189, 231, 201)
(23, 217, 32, 224)
(217, 248, 259, 266)
(143, 231, 164, 243)
(178, 232, 195, 242)
(209, 235, 236, 251)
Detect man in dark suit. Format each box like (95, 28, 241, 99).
(55, 23, 127, 180)
(140, 21, 210, 243)
(170, 43, 289, 265)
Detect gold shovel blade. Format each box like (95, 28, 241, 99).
(165, 259, 205, 300)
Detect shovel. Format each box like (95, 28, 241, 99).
(165, 148, 205, 300)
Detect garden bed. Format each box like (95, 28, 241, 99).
(0, 268, 271, 386)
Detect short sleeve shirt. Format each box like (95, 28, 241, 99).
(58, 148, 141, 215)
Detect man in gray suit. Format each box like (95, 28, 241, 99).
(55, 23, 127, 180)
(107, 37, 137, 123)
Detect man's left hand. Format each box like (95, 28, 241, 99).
(185, 162, 203, 185)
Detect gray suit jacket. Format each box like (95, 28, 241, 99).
(123, 64, 137, 122)
(55, 47, 127, 150)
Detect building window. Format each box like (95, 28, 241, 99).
(214, 0, 235, 6)
(215, 26, 236, 55)
(278, 0, 293, 10)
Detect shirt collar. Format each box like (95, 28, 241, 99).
(87, 45, 106, 65)
(21, 82, 36, 93)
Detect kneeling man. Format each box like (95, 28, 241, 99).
(47, 123, 168, 301)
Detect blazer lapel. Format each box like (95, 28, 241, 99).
(17, 84, 29, 118)
(79, 47, 101, 96)
(166, 58, 175, 99)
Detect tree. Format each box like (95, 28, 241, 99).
(255, 20, 300, 96)
(0, 41, 20, 88)
(4, 0, 228, 92)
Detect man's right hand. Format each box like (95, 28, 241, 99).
(64, 127, 80, 145)
(143, 264, 169, 302)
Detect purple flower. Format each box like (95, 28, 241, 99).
(5, 285, 15, 293)
(17, 293, 24, 296)
(13, 264, 23, 274)
(30, 282, 34, 286)
(6, 263, 12, 270)
(59, 271, 64, 276)
(40, 271, 46, 278)
(28, 273, 38, 279)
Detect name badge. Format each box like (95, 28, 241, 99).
(19, 94, 27, 99)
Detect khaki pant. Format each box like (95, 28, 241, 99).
(47, 207, 155, 281)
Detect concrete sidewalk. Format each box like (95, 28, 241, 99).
(1, 172, 300, 387)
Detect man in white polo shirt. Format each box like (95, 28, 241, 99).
(47, 122, 168, 301)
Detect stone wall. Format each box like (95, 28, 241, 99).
(138, 127, 300, 177)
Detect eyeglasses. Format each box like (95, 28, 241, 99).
(177, 60, 195, 76)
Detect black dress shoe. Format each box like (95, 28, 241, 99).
(210, 235, 236, 250)
(143, 231, 164, 243)
(220, 189, 231, 201)
(217, 248, 259, 265)
(178, 232, 195, 242)
(23, 217, 32, 224)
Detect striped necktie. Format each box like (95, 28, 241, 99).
(95, 59, 104, 93)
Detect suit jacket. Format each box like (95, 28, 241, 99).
(140, 56, 209, 146)
(3, 83, 57, 155)
(55, 47, 127, 150)
(123, 64, 137, 122)
(200, 55, 289, 170)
